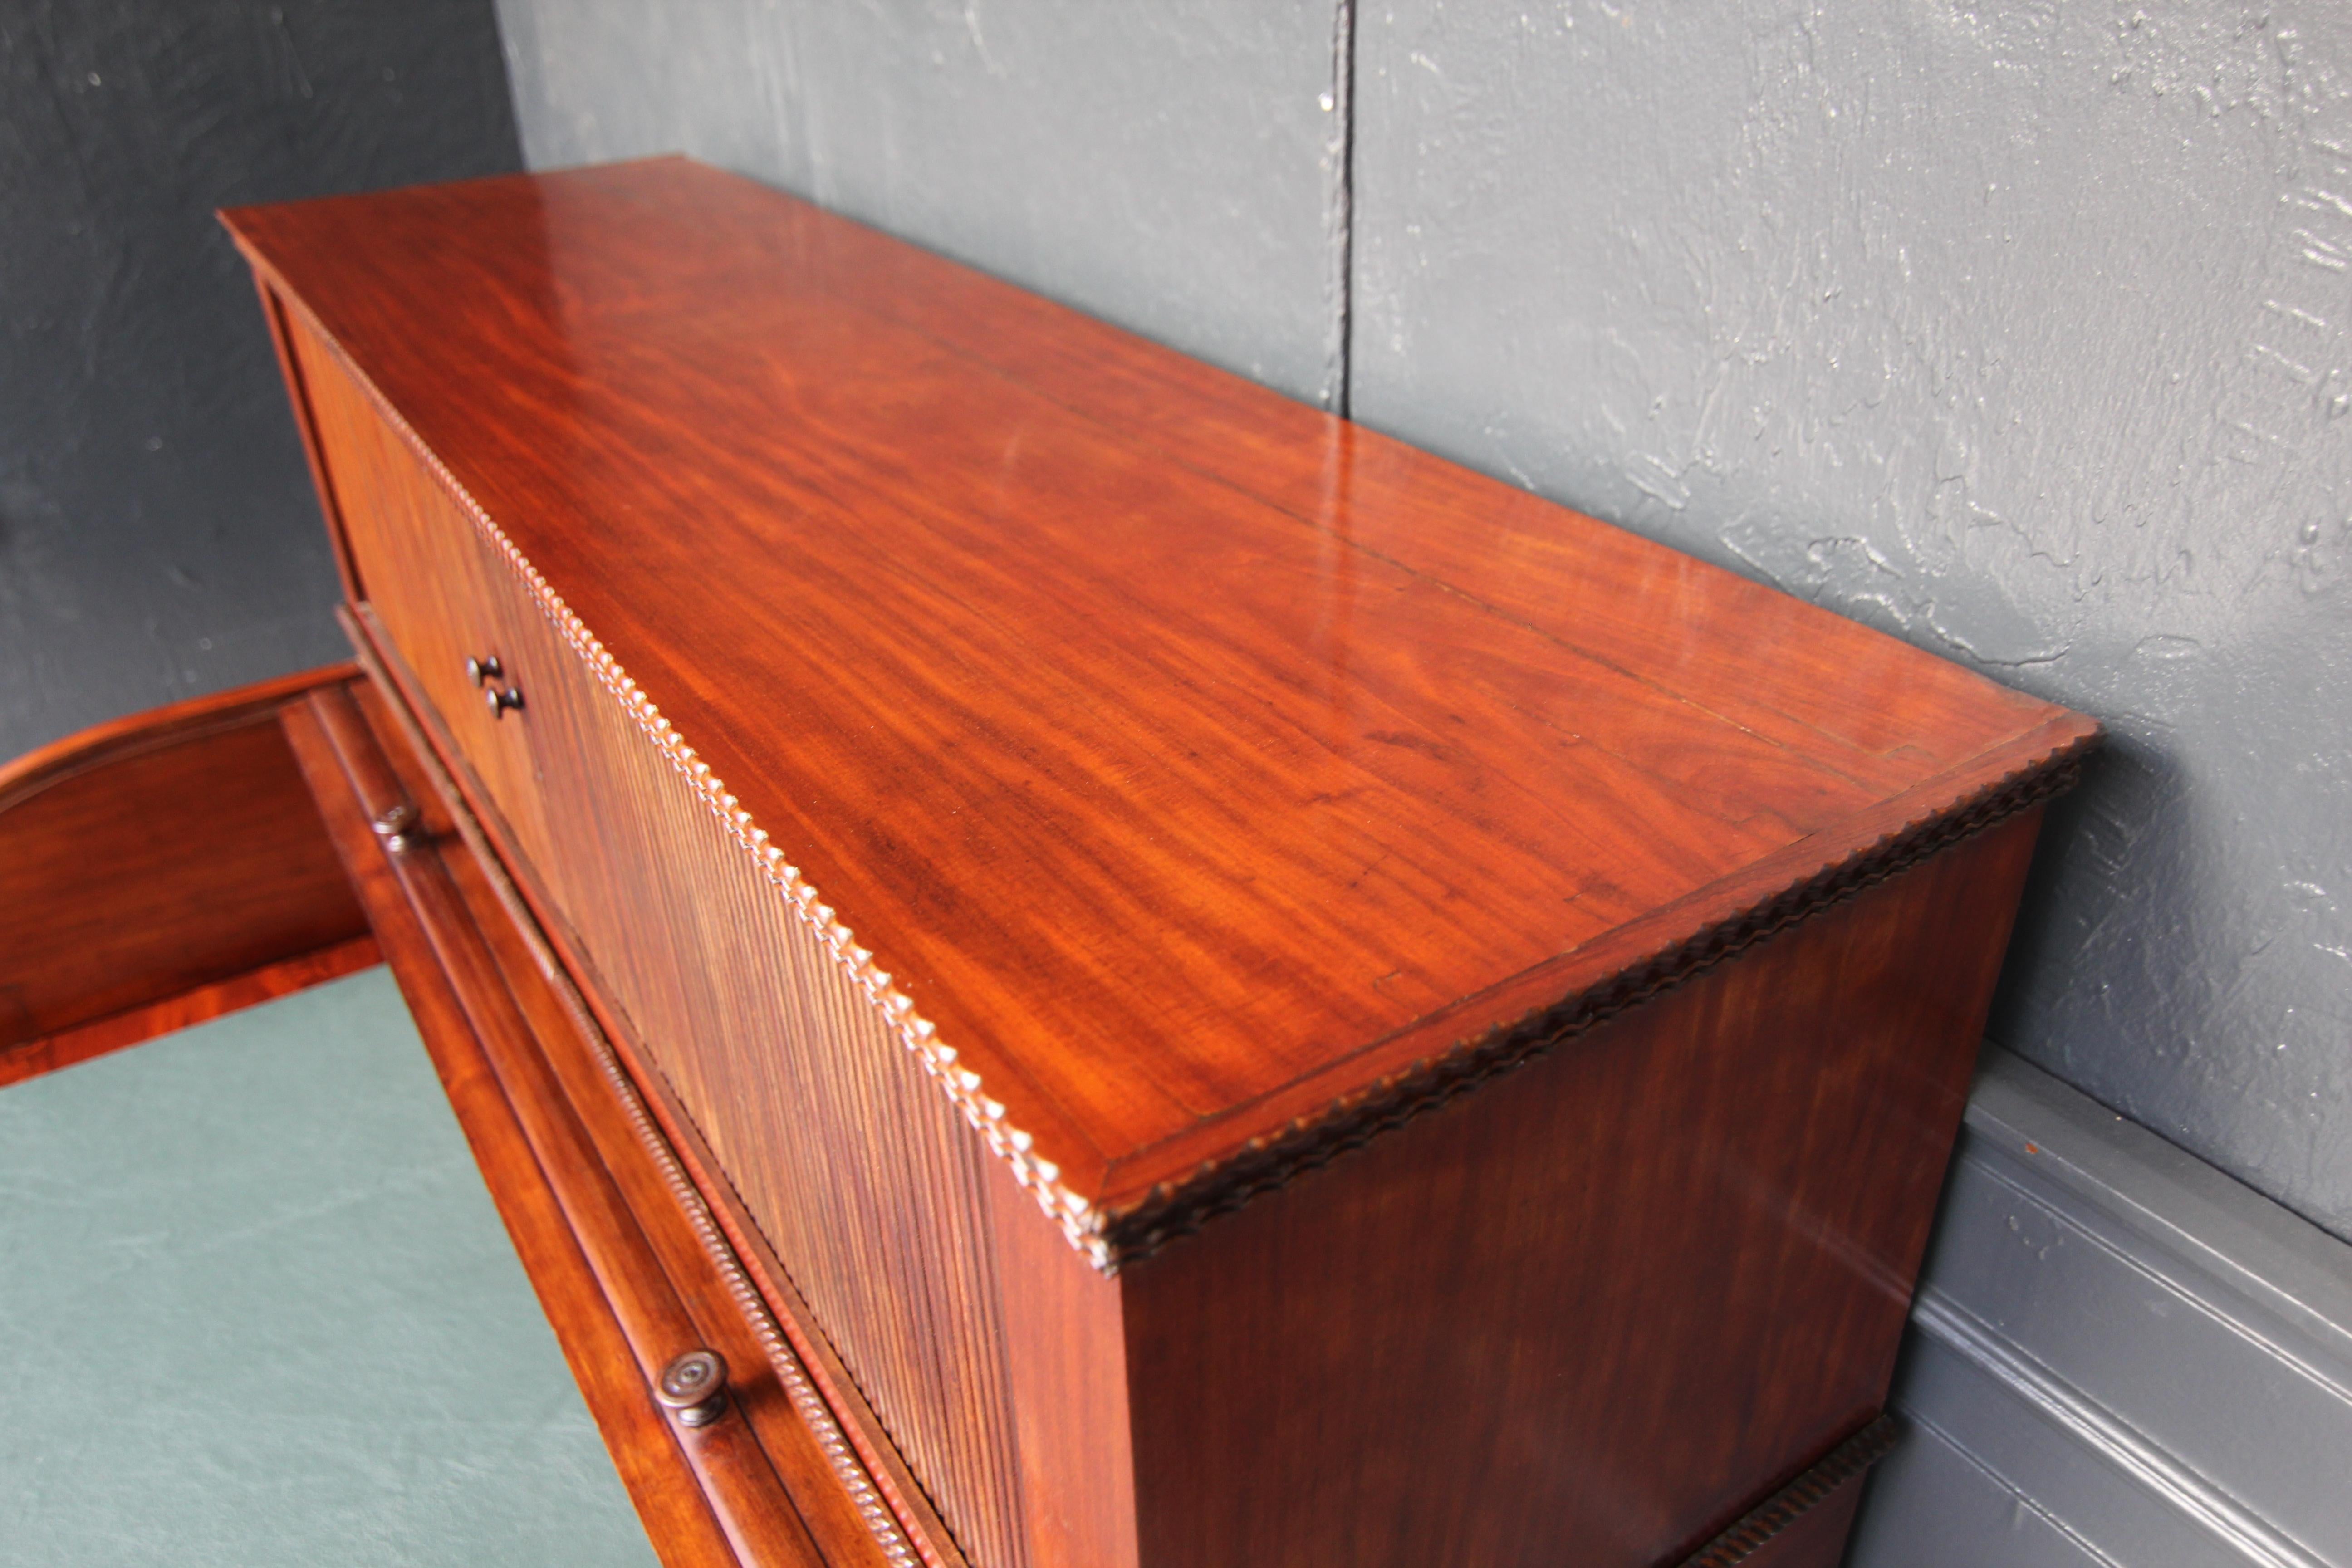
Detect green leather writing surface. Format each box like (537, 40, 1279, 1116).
(0, 966, 657, 1567)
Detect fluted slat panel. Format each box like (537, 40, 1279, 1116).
(292, 322, 1030, 1568)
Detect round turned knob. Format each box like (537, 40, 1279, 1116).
(655, 1349, 729, 1428)
(485, 684, 524, 718)
(465, 654, 504, 687)
(370, 801, 421, 853)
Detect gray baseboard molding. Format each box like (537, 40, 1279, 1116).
(1846, 1049, 2352, 1568)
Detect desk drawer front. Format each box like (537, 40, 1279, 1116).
(285, 318, 1032, 1568)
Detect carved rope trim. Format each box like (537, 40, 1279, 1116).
(1677, 1414, 1902, 1568)
(1093, 731, 2097, 1265)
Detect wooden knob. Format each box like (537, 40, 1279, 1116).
(655, 1349, 729, 1428)
(485, 685, 524, 718)
(465, 654, 503, 686)
(370, 801, 421, 853)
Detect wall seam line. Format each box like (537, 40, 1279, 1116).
(1327, 0, 1356, 418)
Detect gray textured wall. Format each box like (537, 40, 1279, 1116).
(0, 0, 520, 762)
(1348, 1, 2352, 1239)
(494, 0, 1348, 406)
(492, 0, 2346, 1241)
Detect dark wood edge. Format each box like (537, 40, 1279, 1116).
(1676, 1415, 1903, 1568)
(0, 662, 359, 813)
(1095, 729, 2100, 1263)
(247, 268, 367, 606)
(0, 934, 382, 1090)
(335, 606, 966, 1568)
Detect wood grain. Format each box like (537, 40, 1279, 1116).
(980, 1159, 1138, 1568)
(314, 682, 828, 1568)
(335, 605, 968, 1568)
(224, 160, 2103, 1568)
(0, 934, 381, 1090)
(0, 665, 370, 1050)
(250, 273, 367, 607)
(1119, 813, 2043, 1568)
(221, 161, 2101, 1231)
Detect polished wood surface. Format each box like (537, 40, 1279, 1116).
(221, 161, 2100, 1231)
(284, 677, 920, 1568)
(334, 514, 1024, 1563)
(284, 693, 746, 1568)
(0, 666, 371, 1053)
(223, 159, 2107, 1568)
(980, 1166, 1137, 1568)
(1120, 811, 2042, 1568)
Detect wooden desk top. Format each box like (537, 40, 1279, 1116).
(225, 160, 2096, 1243)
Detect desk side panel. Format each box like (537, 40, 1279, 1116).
(1120, 812, 2043, 1568)
(0, 669, 370, 1056)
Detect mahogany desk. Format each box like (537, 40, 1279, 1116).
(1, 157, 2097, 1568)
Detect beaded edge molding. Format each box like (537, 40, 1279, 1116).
(319, 318, 2096, 1281)
(1676, 1414, 1902, 1568)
